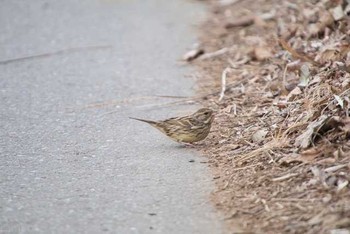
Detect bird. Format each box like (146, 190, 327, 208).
(129, 108, 214, 144)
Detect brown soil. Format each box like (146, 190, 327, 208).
(189, 0, 350, 233)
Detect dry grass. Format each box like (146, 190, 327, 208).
(189, 0, 350, 233)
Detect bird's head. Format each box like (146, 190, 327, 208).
(193, 108, 214, 123)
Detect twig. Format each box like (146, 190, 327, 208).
(235, 138, 284, 163)
(199, 46, 235, 60)
(278, 38, 320, 66)
(324, 164, 348, 173)
(261, 199, 270, 212)
(219, 67, 232, 101)
(232, 162, 263, 171)
(272, 173, 298, 182)
(0, 45, 112, 65)
(271, 198, 320, 202)
(225, 15, 254, 28)
(98, 109, 121, 118)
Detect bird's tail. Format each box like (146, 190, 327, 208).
(129, 117, 157, 125)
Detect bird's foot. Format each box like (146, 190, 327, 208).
(183, 142, 196, 148)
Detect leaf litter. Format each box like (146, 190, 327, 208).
(189, 0, 350, 233)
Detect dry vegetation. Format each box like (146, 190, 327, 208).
(187, 0, 350, 233)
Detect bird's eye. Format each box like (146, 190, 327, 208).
(204, 112, 209, 115)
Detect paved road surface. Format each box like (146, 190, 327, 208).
(0, 0, 223, 233)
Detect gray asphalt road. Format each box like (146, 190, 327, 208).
(0, 0, 223, 233)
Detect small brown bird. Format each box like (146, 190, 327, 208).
(129, 108, 214, 143)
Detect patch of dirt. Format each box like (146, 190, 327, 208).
(187, 0, 350, 233)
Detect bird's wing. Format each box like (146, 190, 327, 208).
(164, 116, 202, 129)
(181, 117, 204, 129)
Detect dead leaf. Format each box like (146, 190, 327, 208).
(298, 64, 310, 88)
(337, 179, 349, 192)
(334, 95, 344, 109)
(315, 42, 350, 64)
(316, 49, 342, 64)
(251, 129, 268, 143)
(340, 117, 350, 136)
(309, 10, 334, 36)
(252, 47, 273, 61)
(219, 0, 240, 7)
(330, 5, 344, 21)
(322, 194, 332, 203)
(295, 115, 329, 148)
(287, 86, 302, 101)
